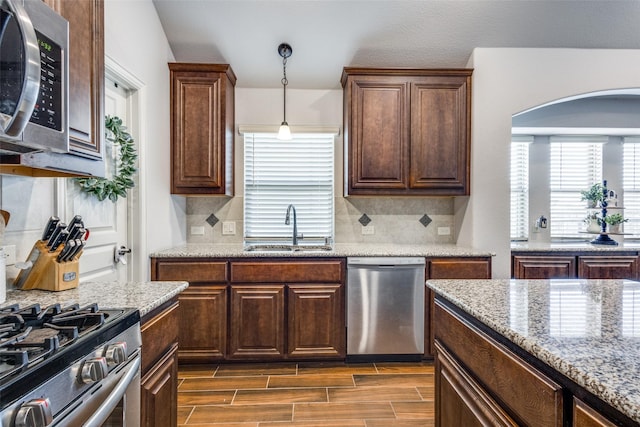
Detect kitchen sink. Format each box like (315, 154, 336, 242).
(244, 244, 333, 252)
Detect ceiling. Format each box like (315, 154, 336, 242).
(151, 0, 640, 90)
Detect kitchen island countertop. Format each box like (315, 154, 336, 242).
(1, 281, 188, 317)
(427, 278, 640, 423)
(151, 242, 494, 258)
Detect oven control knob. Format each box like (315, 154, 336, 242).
(14, 398, 53, 427)
(79, 357, 108, 384)
(105, 342, 128, 366)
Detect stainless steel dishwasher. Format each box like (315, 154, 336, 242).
(347, 257, 425, 360)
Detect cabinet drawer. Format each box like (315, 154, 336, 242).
(573, 398, 617, 427)
(512, 255, 575, 279)
(141, 300, 179, 375)
(230, 260, 343, 283)
(577, 256, 639, 280)
(428, 257, 491, 279)
(154, 260, 228, 283)
(434, 301, 562, 427)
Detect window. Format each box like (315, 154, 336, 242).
(549, 137, 604, 238)
(623, 137, 640, 238)
(243, 132, 334, 243)
(510, 137, 531, 240)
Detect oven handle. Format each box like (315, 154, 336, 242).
(83, 355, 141, 427)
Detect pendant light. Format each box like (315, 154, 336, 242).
(277, 43, 293, 140)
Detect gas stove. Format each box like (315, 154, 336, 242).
(0, 303, 141, 426)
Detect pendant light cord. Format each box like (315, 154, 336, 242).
(281, 56, 288, 123)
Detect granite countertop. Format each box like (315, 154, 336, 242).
(1, 281, 188, 317)
(426, 278, 640, 423)
(511, 241, 640, 252)
(151, 243, 494, 258)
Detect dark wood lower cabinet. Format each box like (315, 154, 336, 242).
(425, 257, 492, 358)
(573, 398, 618, 427)
(140, 299, 179, 427)
(433, 296, 630, 427)
(577, 255, 639, 279)
(512, 255, 575, 279)
(512, 252, 640, 280)
(178, 285, 227, 363)
(229, 285, 286, 359)
(287, 284, 345, 358)
(141, 344, 178, 427)
(435, 342, 517, 426)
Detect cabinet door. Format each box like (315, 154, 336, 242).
(178, 285, 227, 363)
(141, 344, 178, 427)
(287, 284, 345, 358)
(435, 342, 518, 427)
(577, 256, 639, 280)
(512, 255, 576, 279)
(229, 285, 285, 359)
(48, 0, 104, 158)
(410, 75, 470, 195)
(344, 74, 410, 193)
(169, 63, 235, 195)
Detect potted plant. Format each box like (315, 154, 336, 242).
(584, 212, 603, 233)
(580, 183, 605, 208)
(604, 213, 628, 233)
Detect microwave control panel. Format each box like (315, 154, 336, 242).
(31, 30, 62, 132)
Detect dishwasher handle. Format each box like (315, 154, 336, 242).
(347, 257, 426, 267)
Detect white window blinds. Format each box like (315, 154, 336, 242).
(244, 133, 334, 242)
(510, 138, 531, 240)
(623, 137, 640, 238)
(549, 137, 604, 238)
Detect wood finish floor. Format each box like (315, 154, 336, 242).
(178, 361, 435, 426)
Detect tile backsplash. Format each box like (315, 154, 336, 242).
(186, 197, 455, 245)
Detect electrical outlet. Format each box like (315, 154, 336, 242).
(1, 245, 16, 265)
(222, 221, 236, 235)
(437, 226, 451, 236)
(190, 226, 205, 236)
(361, 225, 375, 235)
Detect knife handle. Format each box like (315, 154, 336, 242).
(41, 216, 60, 241)
(56, 240, 76, 263)
(49, 230, 69, 252)
(46, 223, 66, 248)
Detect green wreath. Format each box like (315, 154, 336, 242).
(75, 115, 137, 202)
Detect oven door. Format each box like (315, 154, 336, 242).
(55, 353, 141, 427)
(0, 0, 40, 140)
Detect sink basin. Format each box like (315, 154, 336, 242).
(244, 244, 333, 252)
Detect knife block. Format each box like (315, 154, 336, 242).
(13, 241, 80, 291)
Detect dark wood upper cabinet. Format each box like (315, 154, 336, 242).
(341, 68, 472, 196)
(169, 63, 236, 195)
(46, 0, 104, 158)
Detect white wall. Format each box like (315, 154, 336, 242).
(104, 0, 185, 277)
(460, 48, 640, 278)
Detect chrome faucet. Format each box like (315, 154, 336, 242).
(285, 204, 302, 245)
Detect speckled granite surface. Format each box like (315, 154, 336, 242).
(1, 281, 188, 317)
(427, 278, 640, 423)
(511, 241, 640, 252)
(151, 243, 494, 258)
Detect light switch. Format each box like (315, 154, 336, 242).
(222, 221, 236, 235)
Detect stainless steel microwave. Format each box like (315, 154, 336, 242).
(0, 0, 68, 155)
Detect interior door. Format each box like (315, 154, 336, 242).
(68, 76, 130, 282)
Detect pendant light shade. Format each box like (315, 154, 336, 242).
(277, 43, 293, 141)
